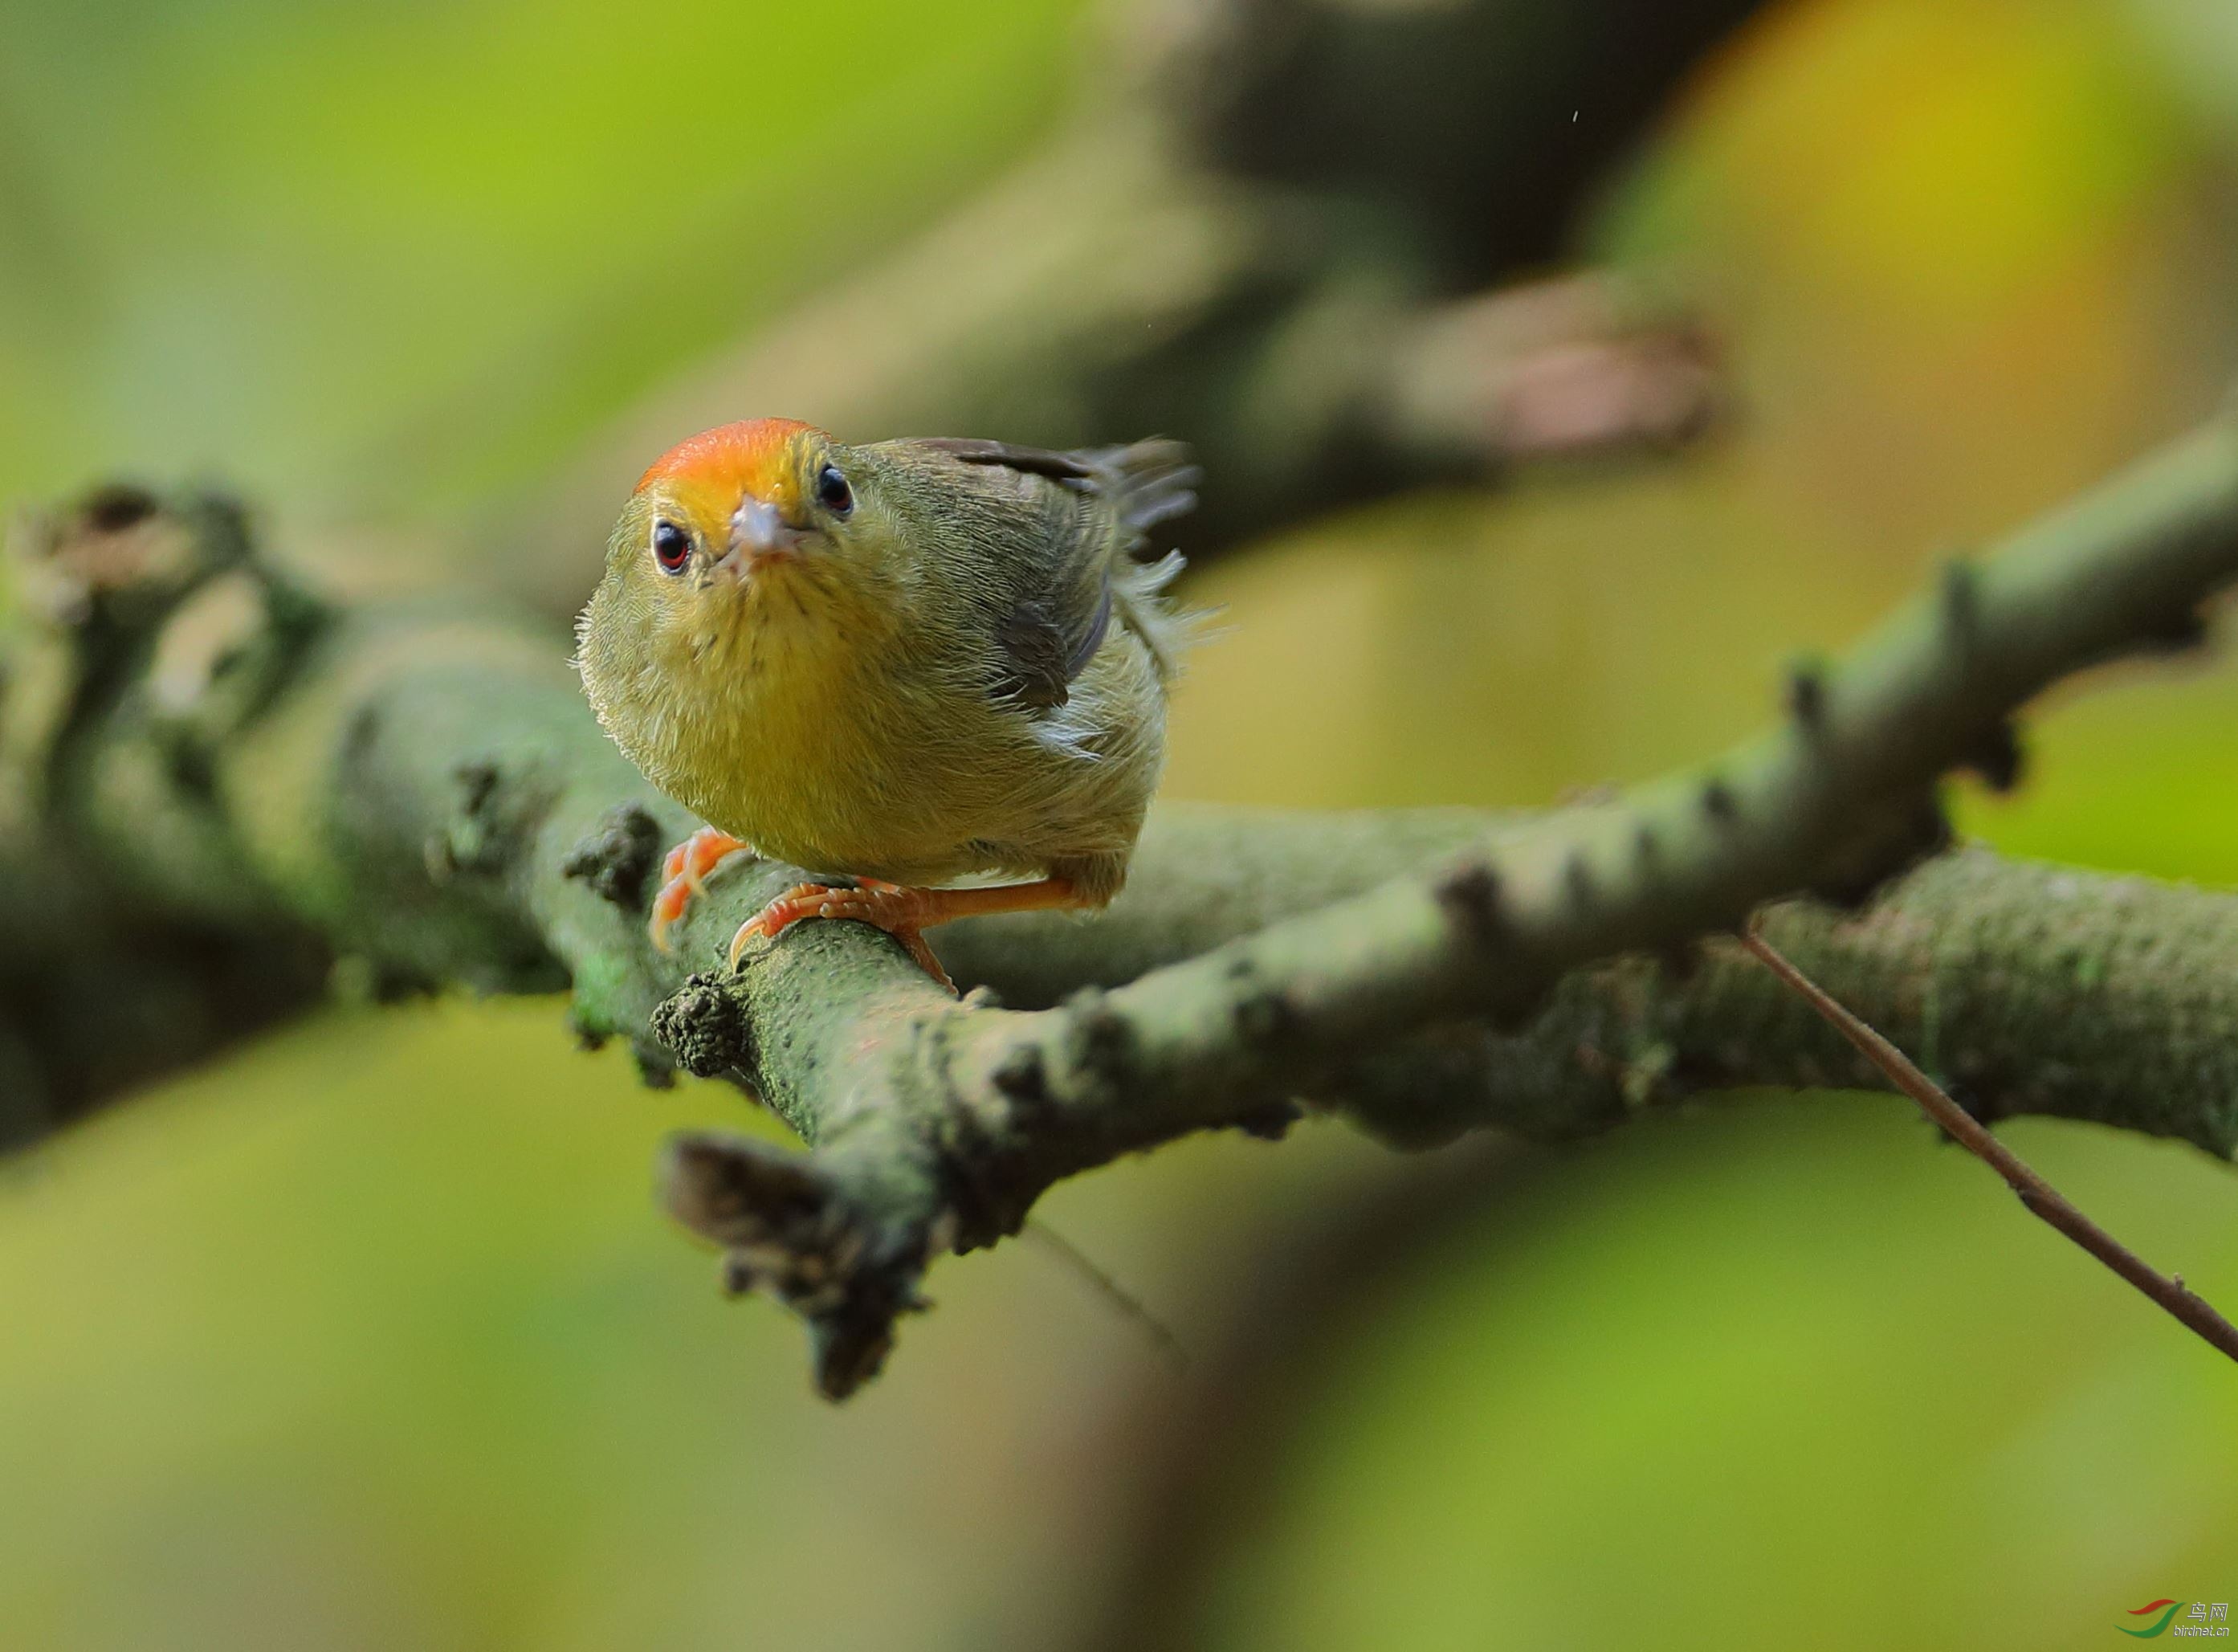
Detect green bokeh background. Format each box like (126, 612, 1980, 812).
(5, 0, 2238, 1646)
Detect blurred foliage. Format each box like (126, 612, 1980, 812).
(1205, 1102, 2238, 1650)
(0, 0, 1081, 516)
(5, 0, 2238, 1647)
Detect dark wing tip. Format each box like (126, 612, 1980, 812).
(911, 438, 1098, 486)
(914, 436, 1199, 621)
(908, 436, 1201, 537)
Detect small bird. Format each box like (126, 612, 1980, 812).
(575, 418, 1197, 986)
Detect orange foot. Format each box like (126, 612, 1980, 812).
(728, 875, 1087, 993)
(648, 826, 749, 953)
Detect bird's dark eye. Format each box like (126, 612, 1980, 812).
(651, 519, 691, 573)
(815, 464, 853, 517)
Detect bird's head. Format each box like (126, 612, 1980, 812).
(578, 418, 918, 754)
(622, 416, 878, 585)
(589, 417, 905, 661)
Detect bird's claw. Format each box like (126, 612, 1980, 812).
(727, 879, 956, 992)
(647, 826, 749, 952)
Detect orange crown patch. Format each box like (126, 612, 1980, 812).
(634, 418, 819, 502)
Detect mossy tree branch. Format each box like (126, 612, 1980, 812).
(649, 414, 2238, 1390)
(6, 418, 2238, 1393)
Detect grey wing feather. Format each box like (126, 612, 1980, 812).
(1070, 440, 1201, 555)
(912, 438, 1098, 486)
(919, 437, 1201, 561)
(904, 437, 1196, 708)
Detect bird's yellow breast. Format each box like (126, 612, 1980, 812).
(618, 561, 975, 879)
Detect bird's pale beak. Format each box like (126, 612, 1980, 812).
(727, 495, 806, 565)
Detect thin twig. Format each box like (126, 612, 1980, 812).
(1739, 924, 2238, 1365)
(1023, 1218, 1190, 1374)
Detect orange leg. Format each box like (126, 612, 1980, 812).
(728, 876, 1088, 992)
(647, 827, 750, 953)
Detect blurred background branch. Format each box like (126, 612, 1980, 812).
(482, 0, 1758, 613)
